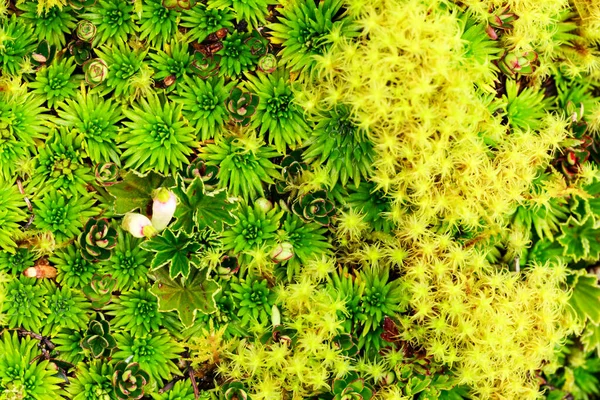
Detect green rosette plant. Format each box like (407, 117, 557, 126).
(150, 41, 194, 90)
(101, 231, 151, 290)
(174, 75, 236, 140)
(200, 133, 280, 200)
(51, 243, 96, 288)
(105, 286, 163, 336)
(346, 182, 393, 232)
(304, 105, 375, 187)
(30, 128, 95, 197)
(0, 93, 48, 180)
(42, 282, 91, 335)
(32, 189, 99, 244)
(0, 181, 28, 253)
(0, 332, 65, 399)
(94, 40, 149, 98)
(0, 15, 37, 76)
(151, 379, 196, 400)
(54, 328, 86, 364)
(214, 31, 260, 78)
(78, 218, 117, 261)
(120, 95, 196, 175)
(222, 201, 284, 266)
(81, 316, 117, 359)
(180, 3, 235, 43)
(29, 56, 80, 108)
(82, 0, 136, 46)
(18, 1, 77, 47)
(0, 248, 35, 274)
(277, 217, 332, 277)
(269, 0, 358, 75)
(113, 330, 184, 385)
(231, 274, 276, 327)
(1, 276, 49, 331)
(112, 361, 151, 400)
(139, 0, 179, 46)
(327, 268, 365, 337)
(357, 266, 409, 351)
(502, 79, 550, 131)
(245, 70, 309, 152)
(66, 360, 114, 400)
(55, 90, 124, 164)
(207, 0, 275, 28)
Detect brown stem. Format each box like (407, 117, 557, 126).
(189, 365, 200, 399)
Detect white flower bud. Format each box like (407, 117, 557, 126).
(151, 188, 177, 231)
(271, 242, 294, 263)
(122, 213, 157, 238)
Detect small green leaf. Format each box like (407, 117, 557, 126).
(558, 215, 600, 262)
(141, 229, 201, 279)
(582, 322, 600, 355)
(568, 272, 600, 325)
(172, 178, 237, 233)
(107, 171, 173, 214)
(150, 267, 220, 328)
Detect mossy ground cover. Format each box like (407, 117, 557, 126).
(3, 0, 600, 399)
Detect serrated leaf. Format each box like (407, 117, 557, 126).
(526, 237, 569, 264)
(568, 273, 600, 325)
(106, 171, 173, 214)
(558, 215, 600, 262)
(172, 177, 237, 233)
(140, 229, 200, 279)
(582, 322, 600, 355)
(150, 267, 220, 328)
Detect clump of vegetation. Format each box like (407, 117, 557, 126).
(3, 0, 600, 398)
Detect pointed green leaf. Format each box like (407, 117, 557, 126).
(150, 267, 220, 328)
(172, 177, 237, 233)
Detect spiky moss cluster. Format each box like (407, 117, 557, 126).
(3, 0, 600, 398)
(218, 273, 351, 398)
(459, 0, 588, 78)
(302, 0, 568, 239)
(396, 233, 579, 399)
(298, 0, 582, 396)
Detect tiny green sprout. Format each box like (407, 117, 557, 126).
(77, 21, 97, 42)
(271, 242, 294, 263)
(498, 50, 537, 77)
(84, 58, 108, 86)
(258, 54, 277, 73)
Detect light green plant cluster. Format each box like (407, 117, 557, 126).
(218, 273, 351, 398)
(302, 0, 568, 239)
(397, 235, 579, 398)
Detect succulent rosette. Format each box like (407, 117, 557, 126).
(79, 218, 118, 261)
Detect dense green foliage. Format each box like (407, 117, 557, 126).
(3, 0, 600, 399)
